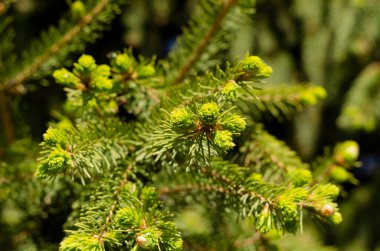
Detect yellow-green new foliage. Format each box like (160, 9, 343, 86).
(213, 130, 235, 151)
(289, 168, 312, 187)
(36, 148, 71, 178)
(198, 102, 220, 125)
(221, 80, 238, 101)
(71, 1, 86, 19)
(170, 107, 196, 132)
(220, 114, 246, 133)
(237, 55, 272, 80)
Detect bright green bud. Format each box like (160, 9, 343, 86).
(71, 1, 85, 18)
(329, 212, 343, 224)
(198, 102, 220, 125)
(53, 68, 79, 87)
(138, 65, 155, 78)
(47, 149, 70, 173)
(37, 149, 70, 178)
(330, 166, 350, 183)
(43, 128, 67, 148)
(289, 169, 312, 187)
(221, 80, 238, 101)
(74, 55, 97, 75)
(114, 53, 134, 72)
(335, 140, 359, 163)
(95, 64, 111, 77)
(213, 130, 235, 151)
(115, 206, 140, 229)
(221, 114, 246, 133)
(92, 77, 113, 91)
(301, 86, 327, 105)
(301, 91, 318, 105)
(170, 107, 196, 131)
(312, 86, 327, 100)
(237, 55, 272, 80)
(261, 64, 273, 77)
(78, 55, 96, 69)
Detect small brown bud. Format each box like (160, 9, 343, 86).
(0, 3, 6, 14)
(321, 204, 335, 216)
(136, 235, 147, 246)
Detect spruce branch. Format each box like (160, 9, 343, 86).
(238, 84, 327, 121)
(0, 0, 124, 93)
(161, 54, 272, 114)
(1, 1, 367, 249)
(311, 141, 359, 185)
(239, 125, 308, 183)
(159, 184, 230, 196)
(62, 166, 182, 251)
(163, 0, 256, 86)
(37, 118, 133, 182)
(172, 0, 239, 85)
(98, 163, 133, 242)
(155, 159, 341, 234)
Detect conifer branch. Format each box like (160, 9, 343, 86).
(198, 162, 271, 204)
(37, 118, 132, 181)
(238, 84, 327, 121)
(2, 2, 362, 249)
(159, 184, 229, 196)
(172, 0, 239, 85)
(98, 163, 133, 241)
(0, 0, 114, 93)
(199, 166, 236, 187)
(240, 125, 308, 182)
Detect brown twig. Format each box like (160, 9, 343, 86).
(172, 0, 239, 85)
(0, 91, 15, 143)
(97, 163, 133, 241)
(159, 183, 230, 196)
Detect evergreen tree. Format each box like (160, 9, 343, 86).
(0, 0, 366, 250)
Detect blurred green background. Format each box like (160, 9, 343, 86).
(1, 0, 380, 250)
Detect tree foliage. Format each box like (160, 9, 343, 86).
(0, 0, 366, 250)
